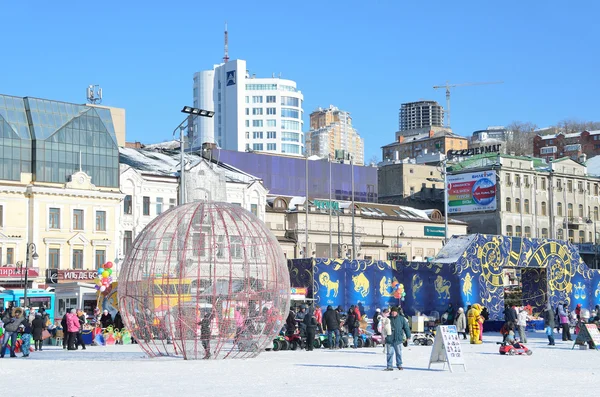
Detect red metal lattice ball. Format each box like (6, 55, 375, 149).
(118, 202, 290, 359)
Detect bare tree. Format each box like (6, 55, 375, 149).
(505, 121, 538, 156)
(555, 119, 600, 134)
(368, 154, 379, 166)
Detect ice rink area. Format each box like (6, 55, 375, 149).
(4, 331, 600, 397)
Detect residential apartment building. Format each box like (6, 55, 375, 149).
(192, 59, 304, 156)
(447, 153, 600, 268)
(377, 163, 444, 211)
(399, 101, 444, 131)
(118, 147, 268, 258)
(382, 129, 468, 163)
(306, 105, 364, 165)
(0, 94, 124, 287)
(533, 130, 600, 162)
(265, 197, 466, 260)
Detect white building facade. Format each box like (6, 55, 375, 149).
(118, 147, 268, 259)
(192, 59, 305, 156)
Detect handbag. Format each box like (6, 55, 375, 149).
(41, 330, 51, 340)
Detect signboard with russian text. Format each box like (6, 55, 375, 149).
(46, 269, 98, 284)
(429, 325, 466, 372)
(447, 171, 497, 214)
(424, 226, 445, 237)
(0, 267, 39, 279)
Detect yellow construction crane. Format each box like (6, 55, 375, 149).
(433, 81, 503, 128)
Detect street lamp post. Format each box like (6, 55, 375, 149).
(176, 106, 215, 205)
(350, 155, 356, 260)
(23, 243, 39, 306)
(396, 226, 405, 254)
(329, 154, 333, 258)
(427, 157, 449, 244)
(305, 154, 309, 258)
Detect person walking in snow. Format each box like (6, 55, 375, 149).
(373, 308, 381, 335)
(516, 307, 529, 344)
(558, 303, 572, 341)
(542, 303, 556, 346)
(66, 308, 81, 350)
(322, 305, 341, 349)
(31, 313, 46, 351)
(384, 307, 410, 371)
(1, 307, 24, 358)
(19, 317, 32, 357)
(454, 307, 467, 340)
(199, 312, 213, 359)
(346, 308, 359, 349)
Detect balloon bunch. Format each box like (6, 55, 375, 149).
(95, 262, 114, 294)
(391, 281, 406, 301)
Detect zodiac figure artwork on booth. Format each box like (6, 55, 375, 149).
(380, 276, 393, 297)
(462, 273, 473, 304)
(411, 274, 423, 300)
(352, 272, 370, 298)
(595, 282, 600, 298)
(573, 282, 586, 300)
(435, 275, 451, 300)
(319, 272, 339, 298)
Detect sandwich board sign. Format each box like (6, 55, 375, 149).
(428, 325, 467, 372)
(572, 324, 600, 350)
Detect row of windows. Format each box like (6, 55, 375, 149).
(246, 84, 278, 90)
(46, 248, 107, 269)
(245, 96, 277, 103)
(281, 108, 300, 119)
(505, 173, 599, 194)
(250, 143, 277, 151)
(245, 120, 278, 128)
(281, 143, 301, 154)
(281, 120, 301, 131)
(506, 226, 594, 243)
(245, 131, 277, 140)
(281, 96, 300, 107)
(505, 198, 600, 220)
(47, 208, 106, 231)
(282, 132, 300, 142)
(123, 196, 176, 216)
(244, 107, 279, 116)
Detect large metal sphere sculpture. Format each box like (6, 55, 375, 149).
(118, 202, 290, 360)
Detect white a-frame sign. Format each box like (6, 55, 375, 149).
(428, 325, 467, 372)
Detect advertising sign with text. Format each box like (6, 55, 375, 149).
(447, 171, 497, 214)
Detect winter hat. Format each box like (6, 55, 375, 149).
(376, 308, 381, 313)
(458, 307, 464, 313)
(382, 308, 390, 314)
(390, 306, 399, 313)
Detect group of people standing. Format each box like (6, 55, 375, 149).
(0, 305, 50, 358)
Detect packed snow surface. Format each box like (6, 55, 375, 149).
(4, 331, 600, 397)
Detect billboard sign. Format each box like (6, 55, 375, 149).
(424, 226, 446, 237)
(447, 171, 497, 214)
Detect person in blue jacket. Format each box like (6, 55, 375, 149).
(384, 306, 411, 371)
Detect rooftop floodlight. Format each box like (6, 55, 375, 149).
(181, 106, 215, 117)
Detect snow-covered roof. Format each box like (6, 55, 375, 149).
(589, 130, 600, 136)
(144, 140, 180, 150)
(433, 235, 477, 264)
(564, 132, 581, 139)
(119, 147, 262, 184)
(540, 134, 556, 140)
(585, 155, 600, 177)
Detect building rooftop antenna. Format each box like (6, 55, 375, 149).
(86, 84, 102, 104)
(223, 22, 229, 63)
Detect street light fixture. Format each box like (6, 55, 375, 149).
(23, 243, 38, 306)
(427, 157, 449, 244)
(396, 226, 405, 253)
(174, 106, 215, 205)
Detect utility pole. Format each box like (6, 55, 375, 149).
(351, 155, 356, 259)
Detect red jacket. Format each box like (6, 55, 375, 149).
(66, 313, 81, 333)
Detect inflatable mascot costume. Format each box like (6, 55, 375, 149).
(467, 304, 483, 344)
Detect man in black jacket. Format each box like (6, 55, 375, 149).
(322, 305, 341, 349)
(304, 312, 317, 351)
(503, 305, 517, 325)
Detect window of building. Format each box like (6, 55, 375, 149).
(266, 108, 276, 115)
(0, 205, 3, 227)
(568, 229, 574, 243)
(505, 173, 511, 185)
(72, 249, 83, 269)
(579, 230, 585, 242)
(267, 143, 276, 151)
(266, 96, 276, 103)
(252, 108, 263, 115)
(541, 201, 547, 216)
(515, 174, 521, 186)
(281, 120, 300, 131)
(506, 225, 513, 237)
(595, 184, 599, 196)
(73, 209, 84, 230)
(567, 180, 573, 192)
(48, 248, 60, 269)
(524, 199, 530, 214)
(281, 96, 299, 107)
(169, 198, 176, 210)
(95, 210, 106, 231)
(252, 120, 263, 127)
(156, 198, 163, 215)
(557, 202, 563, 216)
(123, 231, 133, 255)
(557, 180, 563, 190)
(515, 198, 521, 213)
(579, 204, 584, 217)
(541, 178, 547, 190)
(49, 207, 61, 229)
(281, 132, 299, 142)
(524, 175, 529, 186)
(245, 120, 250, 127)
(253, 143, 263, 151)
(281, 144, 300, 154)
(230, 236, 242, 259)
(515, 226, 522, 237)
(245, 108, 250, 116)
(124, 195, 132, 214)
(568, 203, 573, 218)
(253, 131, 263, 139)
(143, 197, 150, 216)
(557, 229, 564, 240)
(6, 248, 13, 265)
(524, 226, 531, 238)
(245, 96, 249, 103)
(281, 108, 300, 118)
(578, 181, 583, 192)
(95, 250, 106, 268)
(267, 120, 276, 127)
(596, 207, 600, 221)
(506, 197, 511, 212)
(541, 228, 549, 238)
(251, 204, 258, 216)
(252, 96, 263, 103)
(267, 131, 276, 139)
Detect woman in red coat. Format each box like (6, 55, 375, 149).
(66, 309, 81, 350)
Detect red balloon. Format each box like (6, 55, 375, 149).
(104, 262, 113, 269)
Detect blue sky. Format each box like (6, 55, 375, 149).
(2, 1, 599, 162)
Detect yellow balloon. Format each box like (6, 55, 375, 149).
(102, 271, 109, 278)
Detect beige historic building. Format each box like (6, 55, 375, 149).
(265, 196, 466, 260)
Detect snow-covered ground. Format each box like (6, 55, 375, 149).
(4, 331, 599, 397)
